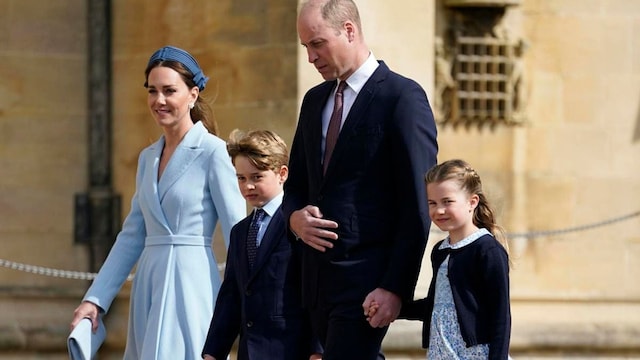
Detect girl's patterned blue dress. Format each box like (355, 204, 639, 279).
(427, 228, 491, 360)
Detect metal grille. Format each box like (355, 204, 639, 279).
(451, 36, 518, 127)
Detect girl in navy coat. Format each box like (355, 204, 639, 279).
(369, 159, 511, 359)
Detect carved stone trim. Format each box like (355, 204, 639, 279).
(435, 1, 527, 129)
(444, 0, 521, 7)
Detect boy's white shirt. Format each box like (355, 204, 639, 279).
(253, 190, 283, 246)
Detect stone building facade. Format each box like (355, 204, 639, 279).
(0, 0, 638, 358)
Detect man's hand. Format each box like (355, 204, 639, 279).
(290, 205, 338, 252)
(362, 288, 401, 328)
(203, 355, 216, 360)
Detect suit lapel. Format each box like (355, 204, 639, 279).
(158, 122, 205, 201)
(323, 62, 389, 180)
(308, 82, 336, 182)
(140, 138, 172, 231)
(250, 211, 284, 277)
(235, 217, 253, 282)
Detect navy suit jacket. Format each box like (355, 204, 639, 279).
(202, 208, 315, 360)
(282, 61, 439, 308)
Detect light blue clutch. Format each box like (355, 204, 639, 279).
(67, 317, 106, 360)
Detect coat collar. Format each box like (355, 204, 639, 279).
(143, 122, 207, 228)
(156, 121, 206, 199)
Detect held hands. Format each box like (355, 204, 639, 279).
(204, 352, 318, 359)
(362, 288, 401, 328)
(70, 301, 100, 333)
(290, 205, 338, 252)
(365, 301, 380, 322)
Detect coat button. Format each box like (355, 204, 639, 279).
(247, 321, 253, 328)
(245, 289, 252, 296)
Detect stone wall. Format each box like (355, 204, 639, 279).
(0, 0, 300, 356)
(0, 0, 639, 358)
(417, 0, 640, 356)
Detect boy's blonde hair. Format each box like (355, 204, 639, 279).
(227, 129, 289, 171)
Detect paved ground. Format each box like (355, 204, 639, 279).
(2, 353, 640, 359)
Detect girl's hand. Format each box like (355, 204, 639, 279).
(365, 300, 380, 321)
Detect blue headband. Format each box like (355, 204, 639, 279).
(147, 46, 209, 91)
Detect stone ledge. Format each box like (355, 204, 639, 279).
(511, 301, 640, 352)
(0, 286, 85, 299)
(383, 300, 640, 354)
(2, 288, 639, 357)
(0, 286, 129, 353)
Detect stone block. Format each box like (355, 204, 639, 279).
(528, 72, 563, 125)
(5, 0, 85, 54)
(0, 324, 25, 350)
(562, 75, 601, 125)
(526, 175, 576, 231)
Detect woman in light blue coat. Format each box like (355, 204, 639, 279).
(70, 46, 246, 359)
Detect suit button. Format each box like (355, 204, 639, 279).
(245, 290, 252, 296)
(247, 321, 253, 328)
(318, 195, 323, 201)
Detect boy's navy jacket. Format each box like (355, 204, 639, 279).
(400, 234, 511, 360)
(202, 207, 316, 360)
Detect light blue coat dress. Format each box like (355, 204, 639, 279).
(83, 121, 246, 359)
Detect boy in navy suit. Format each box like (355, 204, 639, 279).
(202, 130, 321, 360)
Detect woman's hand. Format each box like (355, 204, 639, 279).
(70, 301, 100, 333)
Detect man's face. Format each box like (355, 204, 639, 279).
(297, 7, 353, 80)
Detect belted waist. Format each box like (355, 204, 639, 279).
(145, 235, 211, 247)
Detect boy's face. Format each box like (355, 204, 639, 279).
(234, 155, 288, 208)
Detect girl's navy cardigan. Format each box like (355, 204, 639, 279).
(400, 234, 511, 360)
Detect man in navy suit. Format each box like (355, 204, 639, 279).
(203, 130, 321, 360)
(281, 1, 439, 359)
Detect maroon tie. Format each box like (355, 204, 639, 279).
(323, 81, 347, 174)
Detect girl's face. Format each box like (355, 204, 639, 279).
(146, 66, 198, 130)
(427, 179, 479, 243)
(234, 155, 288, 208)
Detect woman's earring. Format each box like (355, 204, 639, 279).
(188, 103, 194, 109)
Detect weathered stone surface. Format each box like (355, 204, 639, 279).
(1, 0, 639, 358)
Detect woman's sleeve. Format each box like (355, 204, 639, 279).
(83, 151, 148, 313)
(208, 141, 246, 249)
